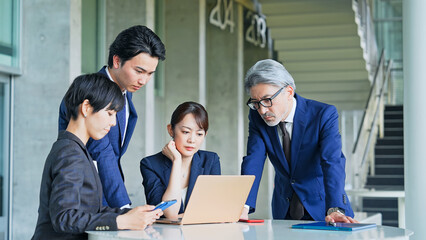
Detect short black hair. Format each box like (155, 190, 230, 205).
(64, 73, 125, 120)
(107, 25, 166, 68)
(170, 102, 209, 132)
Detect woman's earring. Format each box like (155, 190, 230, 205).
(84, 114, 87, 118)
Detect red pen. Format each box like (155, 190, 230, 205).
(239, 219, 264, 223)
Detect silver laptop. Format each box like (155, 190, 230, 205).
(155, 175, 255, 225)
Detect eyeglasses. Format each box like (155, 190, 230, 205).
(246, 87, 284, 110)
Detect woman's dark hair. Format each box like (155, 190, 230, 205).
(108, 25, 166, 68)
(64, 73, 125, 120)
(170, 102, 209, 132)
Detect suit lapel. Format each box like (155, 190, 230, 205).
(123, 93, 137, 151)
(119, 93, 138, 156)
(160, 153, 203, 212)
(99, 66, 108, 76)
(99, 66, 127, 155)
(162, 156, 172, 187)
(185, 153, 203, 208)
(99, 67, 138, 156)
(117, 107, 126, 146)
(64, 131, 104, 208)
(162, 155, 193, 212)
(266, 125, 290, 174)
(291, 94, 307, 174)
(86, 149, 104, 208)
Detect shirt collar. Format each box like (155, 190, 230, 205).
(105, 66, 127, 95)
(284, 96, 297, 123)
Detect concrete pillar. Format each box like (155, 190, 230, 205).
(14, 1, 73, 238)
(163, 0, 200, 112)
(145, 0, 156, 157)
(158, 0, 201, 147)
(69, 0, 81, 82)
(403, 0, 426, 237)
(241, 10, 271, 219)
(205, 0, 239, 174)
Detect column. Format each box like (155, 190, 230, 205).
(403, 0, 426, 238)
(105, 0, 149, 206)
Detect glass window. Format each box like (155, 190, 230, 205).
(0, 0, 20, 73)
(154, 0, 165, 97)
(374, 0, 402, 62)
(0, 76, 10, 240)
(0, 0, 16, 237)
(82, 0, 99, 73)
(81, 0, 105, 74)
(374, 0, 403, 104)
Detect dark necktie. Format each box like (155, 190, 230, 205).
(279, 122, 291, 165)
(278, 122, 304, 220)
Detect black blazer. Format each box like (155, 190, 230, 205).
(140, 151, 221, 213)
(32, 131, 128, 240)
(58, 66, 138, 208)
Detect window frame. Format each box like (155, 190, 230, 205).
(0, 0, 21, 75)
(0, 75, 11, 240)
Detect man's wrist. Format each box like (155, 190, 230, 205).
(327, 207, 345, 216)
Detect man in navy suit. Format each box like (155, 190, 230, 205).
(59, 25, 166, 208)
(240, 59, 356, 223)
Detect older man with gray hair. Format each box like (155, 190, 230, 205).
(240, 59, 356, 223)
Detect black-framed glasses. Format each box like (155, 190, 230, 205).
(246, 87, 284, 110)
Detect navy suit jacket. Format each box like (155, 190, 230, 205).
(140, 151, 221, 213)
(58, 66, 138, 208)
(241, 94, 354, 220)
(32, 131, 129, 240)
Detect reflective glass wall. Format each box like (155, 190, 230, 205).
(0, 0, 19, 238)
(0, 0, 20, 73)
(374, 0, 403, 104)
(0, 76, 9, 240)
(81, 0, 105, 74)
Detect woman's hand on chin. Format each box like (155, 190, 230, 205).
(162, 140, 182, 162)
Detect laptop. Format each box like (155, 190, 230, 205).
(155, 175, 255, 225)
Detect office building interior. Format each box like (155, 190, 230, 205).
(1, 0, 424, 239)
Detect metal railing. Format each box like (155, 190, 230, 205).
(351, 50, 393, 189)
(347, 0, 402, 223)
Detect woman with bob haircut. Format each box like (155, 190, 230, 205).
(140, 101, 221, 219)
(32, 73, 162, 240)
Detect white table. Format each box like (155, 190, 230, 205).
(87, 220, 413, 240)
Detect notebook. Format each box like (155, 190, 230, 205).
(155, 175, 255, 225)
(292, 221, 377, 231)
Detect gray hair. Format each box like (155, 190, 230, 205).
(244, 59, 296, 94)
